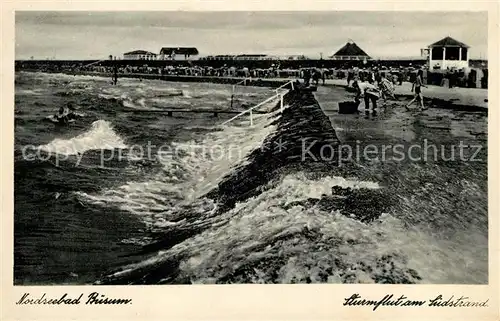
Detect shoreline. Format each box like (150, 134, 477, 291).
(18, 70, 487, 111)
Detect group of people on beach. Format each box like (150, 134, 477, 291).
(350, 69, 426, 113)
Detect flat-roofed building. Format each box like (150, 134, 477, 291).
(123, 50, 157, 60)
(159, 47, 199, 60)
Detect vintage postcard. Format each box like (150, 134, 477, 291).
(1, 1, 498, 320)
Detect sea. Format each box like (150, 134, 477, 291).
(14, 71, 488, 285)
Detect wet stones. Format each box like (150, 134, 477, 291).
(372, 254, 422, 284)
(332, 187, 393, 223)
(208, 89, 341, 212)
(282, 185, 391, 223)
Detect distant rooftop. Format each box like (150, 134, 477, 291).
(160, 47, 199, 55)
(124, 50, 156, 55)
(236, 54, 268, 57)
(331, 40, 370, 58)
(429, 36, 470, 48)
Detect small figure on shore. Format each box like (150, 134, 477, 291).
(353, 80, 381, 113)
(406, 69, 427, 111)
(368, 67, 376, 84)
(450, 70, 458, 88)
(347, 67, 354, 86)
(303, 68, 311, 86)
(378, 74, 396, 105)
(391, 73, 398, 85)
(312, 69, 320, 86)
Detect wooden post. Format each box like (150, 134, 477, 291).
(112, 56, 118, 85)
(249, 109, 253, 127)
(442, 47, 446, 70)
(231, 85, 235, 108)
(280, 94, 284, 113)
(429, 48, 433, 69)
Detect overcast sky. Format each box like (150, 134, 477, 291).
(15, 11, 488, 60)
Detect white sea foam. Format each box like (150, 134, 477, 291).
(105, 170, 486, 285)
(38, 120, 127, 155)
(78, 98, 281, 226)
(103, 173, 386, 282)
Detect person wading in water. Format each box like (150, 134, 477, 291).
(406, 69, 427, 111)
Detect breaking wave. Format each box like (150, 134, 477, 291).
(37, 120, 127, 155)
(77, 98, 281, 226)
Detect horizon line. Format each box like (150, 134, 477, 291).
(14, 56, 489, 61)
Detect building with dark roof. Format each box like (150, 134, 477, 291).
(427, 36, 470, 70)
(159, 47, 199, 60)
(330, 40, 370, 61)
(123, 50, 157, 60)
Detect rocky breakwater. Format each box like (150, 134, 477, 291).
(98, 85, 417, 285)
(206, 86, 393, 223)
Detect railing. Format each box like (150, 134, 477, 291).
(275, 80, 295, 95)
(232, 78, 294, 94)
(230, 78, 253, 108)
(231, 77, 252, 93)
(81, 59, 106, 69)
(223, 79, 295, 127)
(222, 93, 283, 127)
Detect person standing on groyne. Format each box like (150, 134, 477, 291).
(303, 68, 311, 86)
(312, 69, 320, 86)
(377, 74, 396, 105)
(353, 80, 380, 113)
(405, 69, 427, 111)
(347, 67, 354, 86)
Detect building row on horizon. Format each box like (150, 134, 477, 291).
(122, 41, 369, 61)
(123, 50, 318, 61)
(121, 36, 477, 71)
(123, 47, 199, 60)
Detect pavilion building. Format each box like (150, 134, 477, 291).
(427, 36, 469, 71)
(330, 40, 371, 61)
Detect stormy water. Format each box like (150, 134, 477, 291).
(14, 71, 487, 285)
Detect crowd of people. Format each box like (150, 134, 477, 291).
(23, 60, 423, 86)
(335, 67, 427, 113)
(17, 59, 485, 90)
(19, 61, 478, 115)
(81, 64, 417, 83)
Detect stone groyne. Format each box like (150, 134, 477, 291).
(205, 87, 393, 223)
(98, 85, 405, 285)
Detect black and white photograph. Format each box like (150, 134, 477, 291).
(13, 10, 489, 288)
